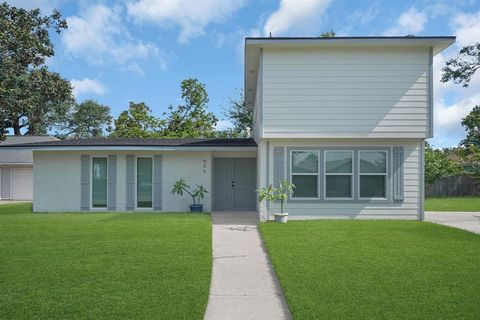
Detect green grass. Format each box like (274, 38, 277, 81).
(0, 203, 212, 319)
(425, 197, 480, 212)
(260, 220, 480, 320)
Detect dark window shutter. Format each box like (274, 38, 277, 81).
(153, 155, 162, 211)
(273, 147, 285, 187)
(393, 147, 405, 201)
(126, 154, 135, 210)
(80, 155, 90, 210)
(107, 155, 117, 210)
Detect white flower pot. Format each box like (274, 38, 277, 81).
(273, 213, 288, 223)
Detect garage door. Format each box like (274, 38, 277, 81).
(12, 168, 33, 200)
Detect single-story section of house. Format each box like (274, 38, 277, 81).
(1, 138, 258, 212)
(0, 135, 58, 200)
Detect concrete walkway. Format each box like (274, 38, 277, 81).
(425, 211, 480, 234)
(204, 211, 291, 320)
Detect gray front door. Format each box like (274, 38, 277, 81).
(213, 158, 256, 211)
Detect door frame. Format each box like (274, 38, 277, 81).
(212, 157, 257, 211)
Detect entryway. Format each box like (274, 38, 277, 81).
(212, 158, 256, 211)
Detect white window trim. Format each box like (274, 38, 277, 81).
(324, 150, 354, 200)
(289, 150, 320, 200)
(358, 150, 388, 200)
(90, 156, 108, 210)
(135, 156, 154, 210)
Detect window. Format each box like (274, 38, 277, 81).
(359, 151, 387, 198)
(290, 150, 319, 198)
(92, 157, 107, 208)
(325, 151, 353, 199)
(137, 157, 153, 208)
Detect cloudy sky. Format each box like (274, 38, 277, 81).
(8, 0, 480, 147)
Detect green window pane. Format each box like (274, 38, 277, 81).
(360, 151, 387, 173)
(292, 175, 318, 198)
(360, 176, 386, 198)
(137, 158, 153, 208)
(92, 158, 107, 208)
(292, 151, 318, 173)
(325, 151, 352, 173)
(326, 175, 352, 198)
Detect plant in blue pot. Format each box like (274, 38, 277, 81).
(171, 179, 208, 212)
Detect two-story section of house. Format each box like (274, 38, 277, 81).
(245, 36, 455, 221)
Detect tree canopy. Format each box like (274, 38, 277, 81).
(320, 30, 336, 37)
(162, 78, 218, 138)
(110, 102, 163, 138)
(441, 42, 480, 87)
(0, 3, 73, 139)
(57, 100, 112, 139)
(425, 142, 463, 185)
(460, 105, 480, 148)
(223, 92, 252, 138)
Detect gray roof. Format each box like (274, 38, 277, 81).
(0, 135, 59, 164)
(0, 137, 257, 148)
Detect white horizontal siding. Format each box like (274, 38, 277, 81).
(262, 47, 431, 138)
(264, 138, 422, 220)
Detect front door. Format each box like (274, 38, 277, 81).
(213, 158, 256, 211)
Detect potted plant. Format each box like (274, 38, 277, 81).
(257, 180, 295, 223)
(171, 179, 208, 212)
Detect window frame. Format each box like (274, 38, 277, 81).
(358, 150, 388, 200)
(289, 149, 320, 200)
(90, 156, 108, 210)
(323, 150, 354, 200)
(135, 156, 154, 210)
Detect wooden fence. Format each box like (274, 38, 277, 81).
(426, 174, 480, 197)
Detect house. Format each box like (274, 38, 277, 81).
(0, 135, 59, 200)
(0, 36, 455, 220)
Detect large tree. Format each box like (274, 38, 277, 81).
(162, 79, 218, 138)
(110, 102, 163, 138)
(223, 92, 252, 138)
(0, 3, 71, 139)
(57, 100, 112, 139)
(441, 42, 480, 87)
(4, 67, 74, 135)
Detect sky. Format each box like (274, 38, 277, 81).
(7, 0, 480, 148)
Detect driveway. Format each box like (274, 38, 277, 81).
(204, 211, 291, 320)
(425, 211, 480, 234)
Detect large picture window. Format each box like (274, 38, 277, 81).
(92, 157, 107, 208)
(290, 150, 319, 198)
(325, 151, 353, 199)
(137, 157, 153, 208)
(359, 151, 387, 198)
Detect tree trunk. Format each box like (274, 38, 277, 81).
(13, 122, 21, 135)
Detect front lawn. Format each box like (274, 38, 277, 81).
(260, 220, 480, 319)
(425, 197, 480, 212)
(0, 203, 212, 319)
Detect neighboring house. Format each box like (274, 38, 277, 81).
(1, 36, 455, 220)
(0, 135, 59, 200)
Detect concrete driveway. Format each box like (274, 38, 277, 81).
(204, 211, 291, 320)
(425, 211, 480, 234)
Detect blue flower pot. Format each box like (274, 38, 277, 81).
(189, 204, 203, 212)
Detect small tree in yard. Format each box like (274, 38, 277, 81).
(257, 180, 295, 214)
(171, 179, 208, 212)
